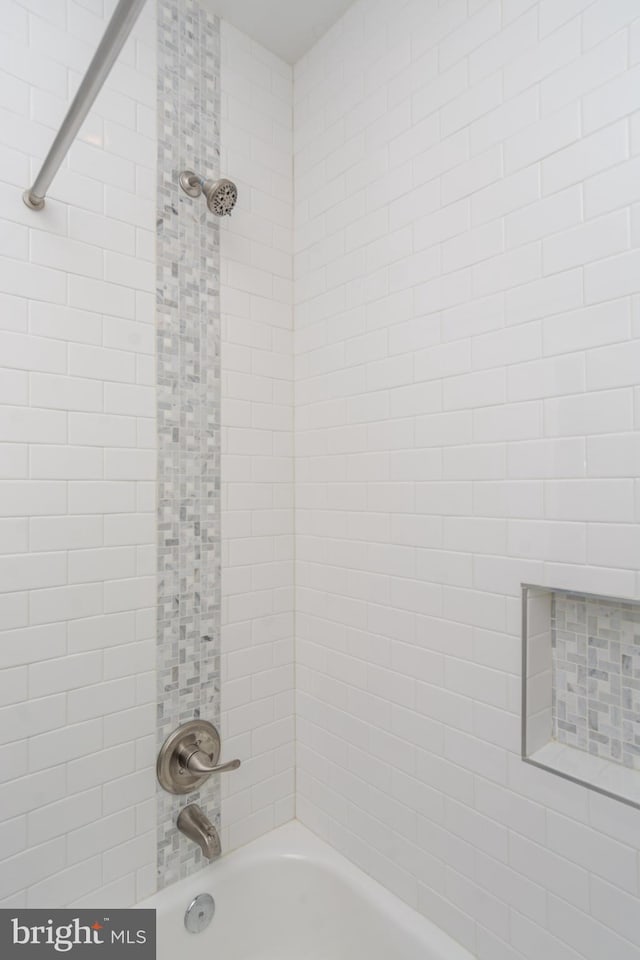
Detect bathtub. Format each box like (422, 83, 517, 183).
(141, 821, 473, 960)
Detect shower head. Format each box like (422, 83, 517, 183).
(179, 170, 238, 217)
(202, 178, 238, 216)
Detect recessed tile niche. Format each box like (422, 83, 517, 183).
(522, 584, 640, 808)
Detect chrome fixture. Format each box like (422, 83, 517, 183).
(23, 0, 147, 210)
(184, 893, 216, 933)
(177, 805, 221, 861)
(179, 171, 238, 216)
(157, 719, 241, 795)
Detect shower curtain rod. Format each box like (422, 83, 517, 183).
(23, 0, 147, 211)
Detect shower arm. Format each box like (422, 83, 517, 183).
(23, 0, 147, 211)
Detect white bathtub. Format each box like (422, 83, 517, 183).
(140, 821, 473, 960)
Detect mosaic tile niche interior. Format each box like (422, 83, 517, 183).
(156, 0, 222, 888)
(553, 592, 640, 770)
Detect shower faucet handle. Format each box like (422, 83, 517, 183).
(178, 745, 241, 776)
(157, 720, 241, 795)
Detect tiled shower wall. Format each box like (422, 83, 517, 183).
(0, 0, 293, 904)
(155, 0, 222, 889)
(156, 8, 295, 877)
(553, 592, 640, 769)
(294, 1, 640, 958)
(2, 1, 640, 950)
(0, 0, 157, 907)
(219, 22, 295, 853)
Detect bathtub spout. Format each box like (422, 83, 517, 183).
(177, 803, 221, 860)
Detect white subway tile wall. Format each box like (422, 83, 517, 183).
(294, 1, 640, 957)
(0, 0, 157, 907)
(219, 22, 295, 852)
(2, 0, 640, 950)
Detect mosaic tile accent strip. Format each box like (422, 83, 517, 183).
(156, 0, 221, 889)
(552, 592, 640, 770)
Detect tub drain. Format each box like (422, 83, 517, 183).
(184, 893, 215, 933)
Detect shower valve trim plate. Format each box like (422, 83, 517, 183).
(157, 719, 241, 794)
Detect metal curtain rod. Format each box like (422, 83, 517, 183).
(23, 0, 147, 211)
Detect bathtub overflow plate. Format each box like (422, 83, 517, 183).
(184, 893, 215, 934)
